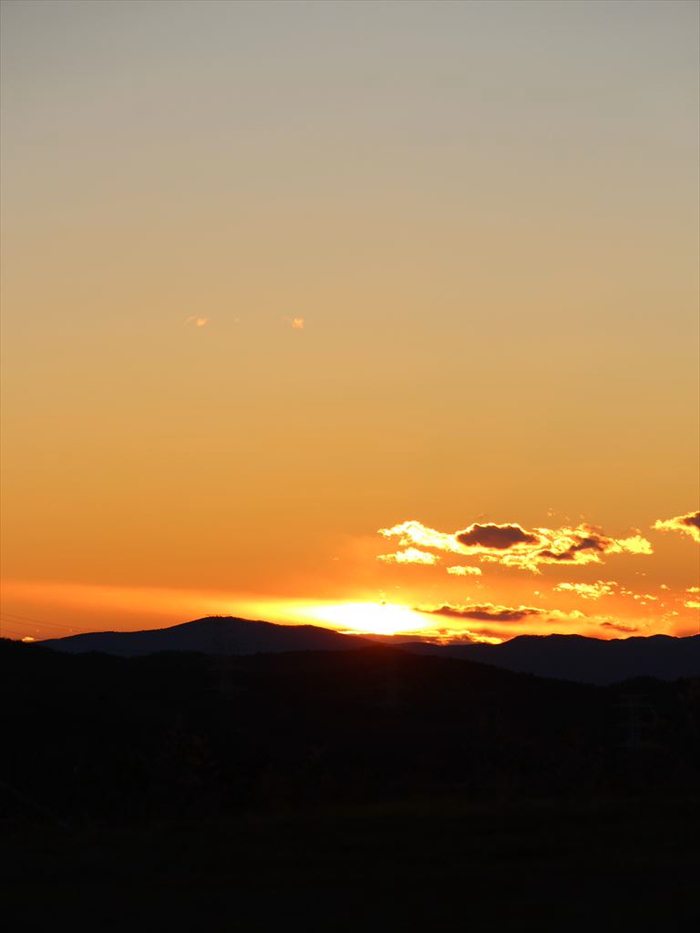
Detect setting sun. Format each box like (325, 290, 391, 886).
(302, 602, 429, 637)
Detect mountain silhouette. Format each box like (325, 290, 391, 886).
(39, 617, 700, 683)
(406, 633, 700, 684)
(40, 616, 370, 657)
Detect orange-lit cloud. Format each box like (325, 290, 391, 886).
(553, 581, 617, 600)
(379, 520, 460, 553)
(446, 565, 482, 576)
(653, 510, 700, 543)
(185, 316, 210, 327)
(286, 317, 305, 329)
(379, 519, 652, 572)
(377, 548, 440, 566)
(683, 584, 700, 609)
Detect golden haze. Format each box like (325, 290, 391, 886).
(1, 1, 698, 643)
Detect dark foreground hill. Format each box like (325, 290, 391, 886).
(4, 637, 700, 818)
(41, 615, 370, 657)
(407, 633, 700, 685)
(2, 639, 699, 925)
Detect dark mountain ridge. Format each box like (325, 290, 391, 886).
(37, 616, 700, 684)
(407, 633, 700, 685)
(40, 615, 370, 657)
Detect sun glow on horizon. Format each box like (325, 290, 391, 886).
(301, 602, 430, 637)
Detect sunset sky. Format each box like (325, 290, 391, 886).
(1, 0, 698, 644)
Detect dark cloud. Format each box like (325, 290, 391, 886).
(600, 620, 640, 633)
(539, 535, 608, 562)
(456, 523, 539, 550)
(683, 513, 700, 530)
(426, 603, 544, 623)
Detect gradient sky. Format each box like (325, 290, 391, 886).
(1, 0, 698, 643)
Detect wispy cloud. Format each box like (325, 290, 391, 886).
(423, 602, 544, 623)
(653, 510, 700, 544)
(377, 548, 440, 566)
(600, 620, 640, 633)
(185, 316, 210, 328)
(416, 600, 645, 637)
(286, 317, 305, 330)
(379, 519, 652, 572)
(446, 565, 482, 576)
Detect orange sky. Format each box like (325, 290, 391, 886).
(1, 1, 698, 644)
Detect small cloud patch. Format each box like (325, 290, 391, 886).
(377, 548, 440, 566)
(553, 581, 617, 600)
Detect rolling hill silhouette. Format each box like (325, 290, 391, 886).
(406, 633, 700, 685)
(40, 616, 370, 657)
(38, 616, 700, 684)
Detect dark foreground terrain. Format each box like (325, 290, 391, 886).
(2, 638, 699, 927)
